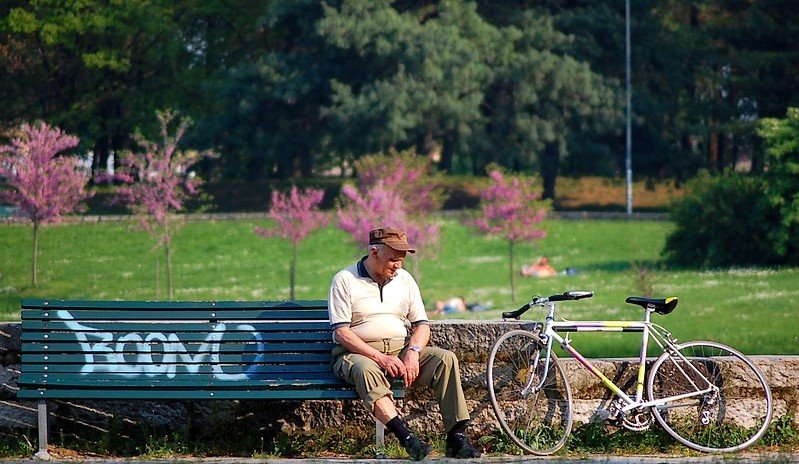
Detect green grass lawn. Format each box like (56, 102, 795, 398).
(1, 216, 797, 357)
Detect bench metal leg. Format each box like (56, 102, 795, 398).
(375, 418, 386, 458)
(34, 400, 51, 460)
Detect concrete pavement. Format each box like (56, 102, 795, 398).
(3, 452, 798, 464)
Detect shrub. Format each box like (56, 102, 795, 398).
(758, 107, 799, 260)
(662, 172, 790, 267)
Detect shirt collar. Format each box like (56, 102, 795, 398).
(356, 256, 370, 278)
(357, 255, 394, 286)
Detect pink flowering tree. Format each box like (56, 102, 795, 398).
(254, 186, 327, 299)
(337, 151, 443, 275)
(472, 168, 549, 302)
(114, 110, 215, 299)
(0, 122, 91, 286)
(338, 181, 410, 244)
(354, 149, 444, 216)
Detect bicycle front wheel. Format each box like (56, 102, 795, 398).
(487, 330, 573, 455)
(648, 341, 773, 453)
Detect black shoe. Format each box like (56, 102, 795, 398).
(446, 432, 481, 458)
(402, 433, 432, 461)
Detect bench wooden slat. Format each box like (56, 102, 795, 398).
(21, 299, 328, 310)
(19, 372, 347, 383)
(22, 331, 333, 342)
(18, 389, 404, 400)
(21, 341, 336, 354)
(21, 320, 333, 332)
(22, 309, 331, 321)
(22, 353, 335, 364)
(20, 363, 337, 374)
(19, 376, 349, 388)
(17, 389, 364, 400)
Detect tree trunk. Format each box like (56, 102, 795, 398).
(92, 137, 110, 179)
(509, 240, 516, 303)
(540, 143, 559, 200)
(438, 135, 455, 173)
(709, 130, 719, 172)
(247, 155, 266, 181)
(718, 131, 729, 172)
(165, 243, 173, 299)
(156, 255, 161, 298)
(31, 221, 40, 287)
(289, 244, 297, 300)
(164, 218, 174, 299)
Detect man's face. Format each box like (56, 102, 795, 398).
(372, 246, 406, 282)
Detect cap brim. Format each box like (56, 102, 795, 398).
(386, 243, 416, 253)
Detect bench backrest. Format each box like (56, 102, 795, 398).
(18, 299, 402, 400)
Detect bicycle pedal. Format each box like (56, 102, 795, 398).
(592, 409, 613, 424)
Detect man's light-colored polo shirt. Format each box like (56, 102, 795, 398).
(328, 258, 428, 343)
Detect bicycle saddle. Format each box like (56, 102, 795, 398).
(625, 296, 678, 315)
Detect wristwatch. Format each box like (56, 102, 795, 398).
(410, 344, 422, 353)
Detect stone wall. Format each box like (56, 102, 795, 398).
(2, 321, 797, 442)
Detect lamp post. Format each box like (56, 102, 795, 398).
(625, 0, 633, 215)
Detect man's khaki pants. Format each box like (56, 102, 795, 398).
(332, 339, 470, 433)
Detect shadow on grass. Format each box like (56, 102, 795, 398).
(0, 293, 23, 321)
(575, 259, 663, 273)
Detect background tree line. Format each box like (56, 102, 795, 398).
(2, 0, 798, 200)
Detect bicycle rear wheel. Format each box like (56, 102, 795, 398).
(487, 330, 573, 455)
(647, 341, 772, 453)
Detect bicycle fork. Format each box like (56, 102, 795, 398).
(519, 334, 549, 397)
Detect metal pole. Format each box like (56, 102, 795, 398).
(625, 0, 633, 215)
(36, 400, 51, 460)
(624, 0, 633, 214)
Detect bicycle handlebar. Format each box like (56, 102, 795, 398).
(501, 290, 594, 320)
(501, 303, 531, 320)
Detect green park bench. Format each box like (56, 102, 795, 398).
(17, 299, 403, 460)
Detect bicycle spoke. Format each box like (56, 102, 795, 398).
(487, 330, 572, 455)
(648, 341, 772, 453)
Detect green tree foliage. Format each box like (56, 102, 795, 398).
(192, 0, 332, 181)
(481, 11, 622, 198)
(319, 0, 621, 198)
(3, 0, 799, 187)
(319, 1, 499, 172)
(201, 0, 619, 199)
(663, 172, 786, 267)
(0, 0, 268, 174)
(758, 107, 799, 257)
(544, 0, 799, 179)
(1, 0, 184, 171)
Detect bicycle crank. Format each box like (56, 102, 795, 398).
(621, 408, 654, 432)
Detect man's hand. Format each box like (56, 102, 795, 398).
(401, 350, 420, 387)
(377, 352, 407, 379)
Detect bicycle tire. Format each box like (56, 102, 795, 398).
(487, 330, 573, 455)
(647, 340, 773, 453)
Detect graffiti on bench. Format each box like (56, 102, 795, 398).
(56, 310, 264, 380)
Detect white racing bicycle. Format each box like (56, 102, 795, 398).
(486, 291, 773, 454)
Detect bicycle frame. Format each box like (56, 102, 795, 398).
(530, 300, 718, 415)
